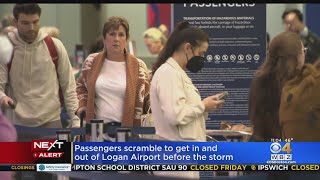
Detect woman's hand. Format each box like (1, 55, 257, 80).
(202, 93, 225, 112)
(76, 106, 87, 118)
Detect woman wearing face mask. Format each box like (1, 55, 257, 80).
(150, 21, 224, 179)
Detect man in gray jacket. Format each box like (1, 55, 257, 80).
(0, 4, 80, 134)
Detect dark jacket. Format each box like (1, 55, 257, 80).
(301, 30, 320, 64)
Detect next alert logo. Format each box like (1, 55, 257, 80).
(269, 142, 293, 162)
(32, 140, 65, 159)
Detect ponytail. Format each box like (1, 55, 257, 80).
(152, 21, 190, 75)
(152, 21, 208, 76)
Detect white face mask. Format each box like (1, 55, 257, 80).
(0, 35, 13, 64)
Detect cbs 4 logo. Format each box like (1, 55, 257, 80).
(270, 142, 291, 154)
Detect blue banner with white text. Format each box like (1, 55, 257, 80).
(73, 142, 316, 165)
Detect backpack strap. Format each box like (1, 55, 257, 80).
(44, 36, 59, 64)
(7, 36, 14, 73)
(43, 36, 65, 107)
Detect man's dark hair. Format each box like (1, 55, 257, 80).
(282, 8, 303, 22)
(13, 4, 41, 20)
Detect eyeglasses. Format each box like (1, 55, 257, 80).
(303, 47, 308, 54)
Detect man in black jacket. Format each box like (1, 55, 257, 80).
(282, 8, 320, 64)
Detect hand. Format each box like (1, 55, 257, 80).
(69, 117, 81, 128)
(1, 96, 14, 109)
(202, 93, 225, 112)
(76, 106, 87, 118)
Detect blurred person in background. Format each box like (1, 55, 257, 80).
(76, 16, 150, 142)
(2, 26, 16, 35)
(89, 36, 104, 54)
(143, 25, 167, 55)
(0, 108, 16, 142)
(74, 37, 103, 95)
(0, 110, 16, 180)
(150, 21, 225, 179)
(158, 24, 169, 37)
(0, 15, 14, 31)
(40, 26, 60, 39)
(75, 36, 104, 80)
(0, 16, 17, 175)
(0, 15, 16, 35)
(282, 8, 320, 64)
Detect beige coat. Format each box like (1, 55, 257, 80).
(151, 57, 206, 179)
(0, 29, 79, 127)
(150, 57, 207, 142)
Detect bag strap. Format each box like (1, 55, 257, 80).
(44, 36, 59, 64)
(6, 36, 14, 73)
(43, 36, 65, 107)
(7, 36, 64, 106)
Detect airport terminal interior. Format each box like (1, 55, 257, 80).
(0, 3, 320, 180)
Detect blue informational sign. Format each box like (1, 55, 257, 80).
(173, 3, 266, 129)
(73, 142, 319, 165)
(306, 4, 320, 36)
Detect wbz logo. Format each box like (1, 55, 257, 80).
(32, 140, 64, 151)
(270, 142, 292, 160)
(271, 154, 292, 160)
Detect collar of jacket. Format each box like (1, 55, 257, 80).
(166, 57, 193, 84)
(286, 63, 320, 88)
(8, 28, 47, 46)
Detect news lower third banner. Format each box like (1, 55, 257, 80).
(0, 141, 320, 165)
(73, 142, 317, 164)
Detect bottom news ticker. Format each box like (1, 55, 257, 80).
(1, 164, 320, 172)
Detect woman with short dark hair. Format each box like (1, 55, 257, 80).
(76, 16, 150, 141)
